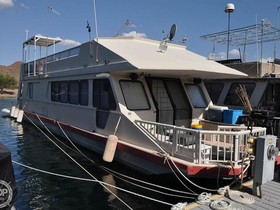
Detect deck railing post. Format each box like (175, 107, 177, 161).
(197, 132, 201, 164)
(172, 127, 178, 156)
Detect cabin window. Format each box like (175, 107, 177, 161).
(205, 82, 224, 104)
(51, 82, 60, 102)
(92, 79, 116, 110)
(224, 83, 255, 106)
(148, 79, 173, 125)
(28, 83, 33, 98)
(120, 80, 150, 110)
(185, 84, 207, 108)
(80, 80, 89, 106)
(69, 80, 79, 105)
(93, 79, 116, 129)
(165, 80, 191, 126)
(146, 77, 191, 127)
(59, 81, 69, 103)
(51, 80, 88, 106)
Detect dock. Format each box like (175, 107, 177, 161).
(185, 179, 280, 210)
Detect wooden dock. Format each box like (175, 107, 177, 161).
(185, 179, 280, 210)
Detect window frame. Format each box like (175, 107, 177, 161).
(184, 84, 207, 108)
(120, 80, 150, 111)
(92, 79, 116, 111)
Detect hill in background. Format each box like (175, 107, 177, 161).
(0, 61, 21, 82)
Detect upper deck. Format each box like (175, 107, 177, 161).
(21, 35, 247, 80)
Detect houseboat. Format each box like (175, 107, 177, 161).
(11, 33, 272, 179)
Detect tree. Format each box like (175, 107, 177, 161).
(0, 74, 17, 94)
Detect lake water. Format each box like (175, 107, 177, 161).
(0, 98, 198, 210)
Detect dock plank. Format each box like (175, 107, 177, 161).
(185, 180, 280, 210)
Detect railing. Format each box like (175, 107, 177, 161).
(134, 120, 266, 166)
(23, 46, 80, 77)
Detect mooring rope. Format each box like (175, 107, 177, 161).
(25, 114, 192, 207)
(25, 114, 133, 210)
(210, 200, 232, 210)
(103, 166, 196, 197)
(228, 190, 255, 205)
(164, 155, 198, 195)
(55, 118, 197, 198)
(134, 122, 222, 193)
(12, 160, 175, 207)
(103, 167, 195, 199)
(169, 152, 232, 192)
(141, 125, 252, 194)
(195, 192, 212, 205)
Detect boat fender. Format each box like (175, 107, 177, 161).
(103, 135, 118, 162)
(1, 108, 10, 114)
(16, 110, 24, 123)
(10, 106, 15, 117)
(13, 108, 19, 118)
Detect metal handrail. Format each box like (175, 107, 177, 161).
(135, 120, 266, 166)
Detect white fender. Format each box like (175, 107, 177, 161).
(103, 135, 118, 163)
(13, 108, 19, 118)
(10, 106, 15, 117)
(16, 110, 24, 123)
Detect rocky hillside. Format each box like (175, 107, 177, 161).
(0, 61, 21, 82)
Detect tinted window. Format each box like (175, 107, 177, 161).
(80, 80, 88, 106)
(205, 83, 224, 104)
(51, 80, 88, 106)
(59, 81, 68, 103)
(51, 82, 60, 102)
(69, 80, 79, 104)
(224, 83, 255, 106)
(93, 79, 116, 110)
(185, 84, 207, 108)
(120, 80, 150, 110)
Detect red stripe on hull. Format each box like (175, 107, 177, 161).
(23, 111, 244, 178)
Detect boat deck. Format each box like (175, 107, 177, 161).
(185, 174, 280, 210)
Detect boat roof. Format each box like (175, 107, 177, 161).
(23, 35, 62, 47)
(96, 36, 247, 79)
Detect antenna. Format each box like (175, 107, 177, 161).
(115, 19, 130, 37)
(46, 6, 61, 73)
(158, 24, 177, 52)
(92, 0, 99, 62)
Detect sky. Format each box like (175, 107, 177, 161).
(1, 0, 280, 66)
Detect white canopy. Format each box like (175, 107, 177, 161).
(97, 36, 247, 79)
(23, 35, 62, 47)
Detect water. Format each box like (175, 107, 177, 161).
(0, 98, 197, 210)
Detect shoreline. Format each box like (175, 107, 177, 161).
(0, 89, 18, 99)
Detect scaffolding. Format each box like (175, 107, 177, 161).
(200, 20, 280, 62)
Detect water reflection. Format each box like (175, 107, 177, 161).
(102, 174, 117, 202)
